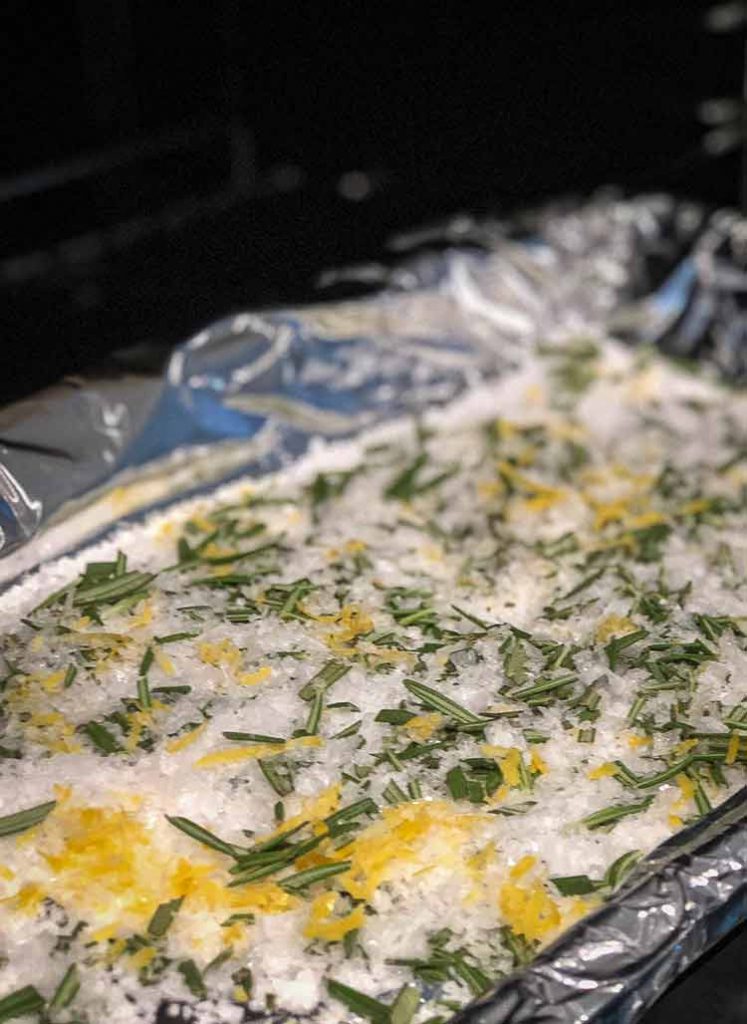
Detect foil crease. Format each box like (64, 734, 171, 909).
(2, 191, 746, 1022)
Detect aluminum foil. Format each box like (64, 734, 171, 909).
(1, 192, 746, 1022)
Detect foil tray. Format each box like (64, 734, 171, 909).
(1, 192, 746, 1023)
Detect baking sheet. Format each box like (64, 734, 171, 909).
(1, 192, 746, 1023)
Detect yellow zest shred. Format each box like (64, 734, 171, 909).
(509, 855, 537, 881)
(627, 733, 653, 749)
(477, 480, 503, 501)
(498, 878, 560, 943)
(165, 724, 206, 754)
(489, 784, 509, 806)
(673, 773, 695, 809)
(481, 745, 526, 788)
(153, 649, 175, 676)
(7, 883, 46, 914)
(7, 800, 296, 948)
(257, 785, 341, 845)
(195, 735, 322, 769)
(198, 640, 242, 672)
(37, 670, 66, 694)
(237, 666, 272, 687)
(303, 891, 365, 941)
(128, 601, 153, 629)
(679, 498, 713, 516)
(128, 946, 156, 970)
(497, 462, 568, 513)
(321, 605, 374, 654)
(191, 515, 217, 533)
(590, 500, 629, 530)
(673, 738, 699, 757)
(419, 543, 444, 563)
(587, 762, 618, 780)
(336, 801, 485, 902)
(725, 734, 740, 766)
(625, 511, 668, 530)
(595, 615, 638, 643)
(155, 520, 175, 540)
(404, 714, 443, 741)
(202, 542, 237, 561)
(530, 749, 549, 775)
(524, 383, 545, 404)
(26, 711, 82, 755)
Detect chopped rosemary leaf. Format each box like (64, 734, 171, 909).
(137, 649, 153, 709)
(63, 663, 77, 689)
(73, 570, 155, 608)
(390, 985, 420, 1024)
(326, 979, 390, 1024)
(332, 719, 363, 739)
(222, 912, 255, 927)
(280, 860, 351, 893)
(501, 635, 529, 689)
(384, 453, 457, 502)
(500, 925, 535, 967)
(638, 753, 723, 789)
(155, 631, 200, 645)
(605, 629, 649, 671)
(147, 897, 184, 938)
(512, 674, 577, 701)
(688, 770, 713, 816)
(229, 835, 327, 886)
(562, 568, 604, 600)
(446, 766, 468, 800)
(325, 798, 379, 836)
(0, 985, 45, 1023)
(305, 691, 325, 735)
(192, 572, 264, 588)
(48, 963, 80, 1011)
(523, 729, 549, 744)
(299, 660, 351, 701)
(139, 646, 154, 676)
(222, 731, 285, 744)
(382, 779, 409, 805)
(603, 850, 642, 890)
(204, 947, 234, 974)
(178, 959, 207, 999)
(165, 815, 246, 859)
(375, 708, 417, 725)
(627, 694, 648, 724)
(0, 800, 56, 838)
(582, 796, 653, 831)
(450, 604, 491, 631)
(403, 679, 484, 725)
(390, 933, 492, 996)
(258, 757, 295, 796)
(82, 721, 122, 755)
(550, 874, 599, 896)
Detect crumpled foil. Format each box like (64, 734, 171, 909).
(2, 192, 746, 1022)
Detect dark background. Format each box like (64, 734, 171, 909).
(3, 3, 747, 1016)
(2, 0, 745, 402)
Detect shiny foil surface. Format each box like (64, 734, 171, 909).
(1, 193, 745, 1023)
